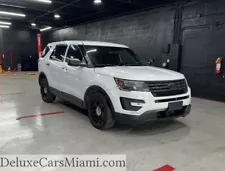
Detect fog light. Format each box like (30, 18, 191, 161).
(130, 102, 144, 107)
(120, 97, 145, 111)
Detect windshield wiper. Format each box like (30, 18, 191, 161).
(94, 64, 118, 67)
(121, 63, 143, 66)
(94, 63, 143, 67)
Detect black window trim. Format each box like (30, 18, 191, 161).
(41, 45, 51, 58)
(49, 44, 68, 62)
(64, 44, 84, 63)
(64, 44, 90, 67)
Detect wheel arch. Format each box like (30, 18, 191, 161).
(38, 72, 47, 86)
(84, 85, 115, 113)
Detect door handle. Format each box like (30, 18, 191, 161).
(46, 63, 50, 66)
(62, 67, 67, 71)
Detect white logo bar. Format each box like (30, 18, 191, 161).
(0, 155, 126, 171)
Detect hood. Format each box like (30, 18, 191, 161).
(94, 66, 185, 81)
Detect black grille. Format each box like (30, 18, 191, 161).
(145, 79, 188, 97)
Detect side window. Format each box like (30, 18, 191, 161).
(65, 45, 83, 63)
(50, 45, 67, 62)
(41, 46, 50, 58)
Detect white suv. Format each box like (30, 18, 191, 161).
(38, 41, 191, 130)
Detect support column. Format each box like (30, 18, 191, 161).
(37, 33, 42, 60)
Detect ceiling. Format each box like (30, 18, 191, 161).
(0, 0, 183, 31)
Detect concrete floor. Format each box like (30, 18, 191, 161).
(0, 73, 225, 171)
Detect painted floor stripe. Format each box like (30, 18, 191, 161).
(153, 165, 175, 171)
(16, 111, 65, 120)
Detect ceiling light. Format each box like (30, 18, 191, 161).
(31, 23, 36, 27)
(36, 0, 52, 3)
(40, 26, 52, 32)
(0, 11, 25, 17)
(0, 21, 11, 25)
(0, 25, 10, 28)
(54, 14, 60, 19)
(94, 0, 102, 4)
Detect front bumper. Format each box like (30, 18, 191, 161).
(114, 105, 191, 126)
(108, 87, 191, 116)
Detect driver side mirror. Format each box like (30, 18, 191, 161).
(148, 58, 155, 66)
(68, 58, 87, 67)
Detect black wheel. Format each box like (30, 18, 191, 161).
(40, 77, 56, 103)
(87, 93, 115, 130)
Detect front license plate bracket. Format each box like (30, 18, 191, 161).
(168, 101, 183, 112)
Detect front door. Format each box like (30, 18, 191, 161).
(62, 44, 87, 101)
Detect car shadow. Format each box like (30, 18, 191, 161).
(112, 120, 189, 135)
(60, 99, 190, 136)
(59, 100, 88, 116)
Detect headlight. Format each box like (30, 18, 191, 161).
(185, 78, 189, 87)
(114, 78, 149, 92)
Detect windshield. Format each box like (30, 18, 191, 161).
(83, 46, 143, 67)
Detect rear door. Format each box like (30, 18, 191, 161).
(46, 44, 68, 91)
(38, 44, 51, 73)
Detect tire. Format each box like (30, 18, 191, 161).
(87, 93, 115, 130)
(40, 77, 56, 103)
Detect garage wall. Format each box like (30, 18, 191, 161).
(42, 0, 225, 101)
(181, 0, 225, 101)
(42, 8, 175, 65)
(0, 29, 38, 71)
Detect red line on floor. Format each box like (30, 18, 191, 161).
(153, 165, 175, 171)
(16, 111, 65, 120)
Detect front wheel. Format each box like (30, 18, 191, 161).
(40, 77, 56, 103)
(87, 93, 115, 130)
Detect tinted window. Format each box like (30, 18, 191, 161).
(41, 46, 50, 58)
(66, 45, 83, 62)
(84, 46, 143, 67)
(50, 45, 67, 62)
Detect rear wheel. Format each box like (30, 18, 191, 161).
(87, 93, 115, 130)
(40, 77, 56, 103)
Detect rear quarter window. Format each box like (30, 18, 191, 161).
(41, 45, 51, 58)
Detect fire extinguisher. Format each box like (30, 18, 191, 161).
(215, 57, 222, 74)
